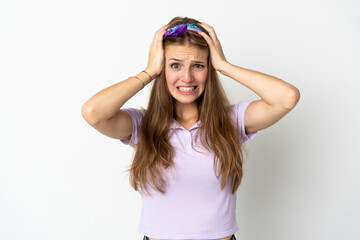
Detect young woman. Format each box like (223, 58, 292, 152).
(81, 17, 300, 240)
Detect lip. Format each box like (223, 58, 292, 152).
(176, 86, 198, 95)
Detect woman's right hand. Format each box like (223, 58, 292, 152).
(145, 25, 168, 78)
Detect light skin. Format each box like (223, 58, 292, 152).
(82, 22, 300, 139)
(197, 22, 300, 134)
(144, 25, 208, 128)
(146, 22, 300, 135)
(164, 43, 208, 127)
(82, 22, 299, 240)
(133, 22, 299, 240)
(144, 24, 233, 240)
(80, 21, 300, 240)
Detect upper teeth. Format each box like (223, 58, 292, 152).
(179, 87, 195, 92)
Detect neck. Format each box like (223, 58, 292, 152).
(174, 101, 199, 123)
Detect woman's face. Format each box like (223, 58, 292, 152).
(164, 43, 208, 106)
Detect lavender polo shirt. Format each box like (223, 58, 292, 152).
(120, 100, 257, 239)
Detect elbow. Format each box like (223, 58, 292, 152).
(81, 104, 98, 126)
(283, 87, 301, 110)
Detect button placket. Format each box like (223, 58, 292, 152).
(185, 131, 192, 150)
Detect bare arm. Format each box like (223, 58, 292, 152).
(80, 74, 152, 140)
(81, 73, 152, 126)
(218, 63, 300, 134)
(81, 25, 168, 139)
(197, 22, 300, 134)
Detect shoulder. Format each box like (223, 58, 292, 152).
(122, 107, 146, 116)
(230, 100, 258, 142)
(121, 107, 146, 123)
(230, 100, 255, 119)
(119, 107, 146, 147)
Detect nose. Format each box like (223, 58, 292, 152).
(182, 67, 193, 83)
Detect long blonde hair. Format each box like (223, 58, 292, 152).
(126, 16, 248, 196)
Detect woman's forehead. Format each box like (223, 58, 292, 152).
(165, 44, 208, 61)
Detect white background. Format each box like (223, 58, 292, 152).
(0, 0, 359, 239)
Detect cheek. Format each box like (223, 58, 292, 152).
(165, 75, 175, 89)
(197, 71, 208, 84)
(165, 69, 179, 85)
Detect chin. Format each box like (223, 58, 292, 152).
(175, 98, 198, 104)
(172, 94, 199, 104)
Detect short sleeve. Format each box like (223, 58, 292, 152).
(231, 100, 258, 143)
(119, 107, 145, 147)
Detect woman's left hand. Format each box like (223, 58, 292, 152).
(197, 22, 228, 72)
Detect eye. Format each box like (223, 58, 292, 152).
(171, 63, 180, 69)
(194, 64, 204, 69)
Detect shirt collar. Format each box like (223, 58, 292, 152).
(169, 119, 202, 131)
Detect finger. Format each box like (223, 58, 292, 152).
(158, 26, 168, 43)
(200, 22, 218, 40)
(153, 25, 168, 45)
(197, 30, 214, 47)
(198, 22, 218, 41)
(155, 24, 169, 34)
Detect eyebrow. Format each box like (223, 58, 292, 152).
(169, 58, 206, 64)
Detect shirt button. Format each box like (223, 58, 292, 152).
(186, 132, 191, 137)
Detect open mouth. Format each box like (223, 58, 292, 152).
(176, 85, 198, 95)
(176, 86, 198, 92)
